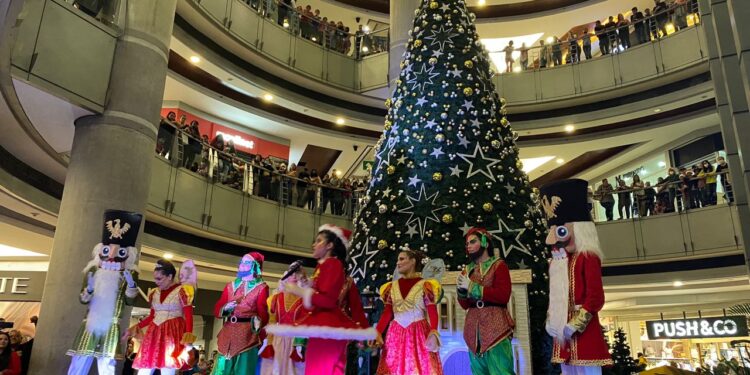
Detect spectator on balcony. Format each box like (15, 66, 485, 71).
(287, 163, 298, 206)
(209, 133, 225, 175)
(503, 40, 515, 73)
(306, 169, 321, 211)
(271, 162, 286, 202)
(616, 177, 632, 219)
(664, 167, 679, 212)
(644, 8, 656, 41)
(655, 176, 669, 214)
(677, 167, 690, 212)
(245, 0, 259, 11)
(220, 141, 236, 181)
(582, 30, 592, 60)
(617, 13, 630, 50)
(644, 181, 656, 216)
(354, 25, 365, 59)
(702, 160, 717, 205)
(594, 20, 609, 55)
(297, 167, 309, 207)
(632, 174, 647, 217)
(605, 16, 619, 52)
(632, 7, 648, 45)
(672, 0, 689, 31)
(278, 0, 293, 27)
(178, 114, 188, 127)
(182, 120, 202, 169)
(551, 37, 562, 66)
(342, 26, 352, 55)
(653, 0, 669, 38)
(520, 42, 529, 70)
(320, 173, 332, 214)
(568, 33, 579, 63)
(539, 40, 550, 68)
(330, 171, 343, 215)
(300, 5, 313, 38)
(715, 156, 734, 204)
(259, 157, 274, 200)
(341, 178, 352, 216)
(594, 178, 615, 221)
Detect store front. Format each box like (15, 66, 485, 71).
(0, 271, 45, 338)
(639, 316, 750, 371)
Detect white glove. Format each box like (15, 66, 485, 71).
(86, 272, 95, 293)
(456, 274, 470, 291)
(122, 270, 136, 288)
(545, 321, 558, 338)
(224, 301, 237, 312)
(563, 324, 576, 339)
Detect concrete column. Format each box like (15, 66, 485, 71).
(699, 0, 750, 275)
(389, 0, 420, 89)
(29, 0, 178, 373)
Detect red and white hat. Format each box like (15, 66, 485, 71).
(318, 224, 352, 249)
(244, 252, 265, 270)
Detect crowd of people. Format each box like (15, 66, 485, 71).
(157, 113, 369, 217)
(239, 0, 387, 58)
(0, 316, 37, 375)
(592, 156, 733, 221)
(502, 0, 700, 72)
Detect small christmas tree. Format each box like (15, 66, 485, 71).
(347, 0, 551, 371)
(610, 328, 638, 375)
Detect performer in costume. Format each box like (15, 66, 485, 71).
(212, 252, 269, 375)
(260, 260, 308, 375)
(456, 227, 516, 375)
(129, 259, 197, 375)
(540, 179, 612, 375)
(373, 249, 443, 375)
(266, 224, 377, 375)
(67, 210, 142, 375)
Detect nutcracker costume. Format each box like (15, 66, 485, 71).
(266, 224, 377, 375)
(260, 260, 307, 375)
(67, 210, 142, 375)
(540, 179, 612, 375)
(456, 227, 516, 375)
(375, 274, 443, 374)
(131, 259, 197, 375)
(212, 252, 269, 375)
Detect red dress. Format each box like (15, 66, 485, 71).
(551, 252, 612, 366)
(1, 350, 21, 375)
(133, 284, 193, 369)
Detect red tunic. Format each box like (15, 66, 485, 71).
(214, 280, 269, 357)
(339, 277, 369, 328)
(457, 258, 515, 354)
(551, 252, 612, 366)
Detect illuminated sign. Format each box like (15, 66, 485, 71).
(646, 316, 749, 339)
(216, 131, 255, 150)
(0, 272, 46, 301)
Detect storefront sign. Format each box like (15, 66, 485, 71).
(646, 316, 749, 339)
(0, 272, 46, 301)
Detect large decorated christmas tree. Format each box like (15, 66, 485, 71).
(347, 0, 552, 371)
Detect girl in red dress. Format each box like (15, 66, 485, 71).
(0, 331, 21, 375)
(129, 260, 196, 375)
(265, 225, 376, 375)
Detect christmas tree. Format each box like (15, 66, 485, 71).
(609, 328, 638, 375)
(347, 0, 551, 371)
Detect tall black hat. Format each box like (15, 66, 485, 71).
(101, 209, 143, 247)
(539, 179, 591, 227)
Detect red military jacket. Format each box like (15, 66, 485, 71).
(552, 252, 613, 366)
(457, 257, 515, 354)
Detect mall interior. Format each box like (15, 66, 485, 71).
(1, 0, 750, 374)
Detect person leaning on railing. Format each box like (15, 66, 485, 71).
(593, 179, 615, 221)
(307, 169, 321, 211)
(632, 174, 647, 217)
(715, 156, 734, 204)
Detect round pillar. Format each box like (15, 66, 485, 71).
(389, 0, 420, 89)
(29, 0, 178, 372)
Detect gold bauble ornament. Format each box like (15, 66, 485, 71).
(385, 98, 392, 108)
(387, 165, 396, 175)
(429, 57, 438, 65)
(491, 140, 501, 148)
(501, 117, 510, 127)
(435, 133, 445, 142)
(464, 60, 474, 69)
(463, 87, 474, 96)
(516, 160, 524, 169)
(384, 120, 392, 130)
(378, 240, 388, 250)
(442, 214, 453, 224)
(433, 172, 443, 181)
(414, 39, 423, 47)
(483, 202, 494, 212)
(429, 1, 439, 9)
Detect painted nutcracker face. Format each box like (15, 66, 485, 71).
(97, 243, 130, 271)
(545, 224, 576, 253)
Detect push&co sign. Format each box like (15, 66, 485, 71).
(646, 316, 749, 340)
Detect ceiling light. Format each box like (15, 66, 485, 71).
(673, 280, 683, 287)
(477, 0, 486, 5)
(564, 125, 575, 133)
(263, 93, 274, 102)
(336, 118, 346, 125)
(335, 170, 343, 177)
(0, 244, 46, 257)
(362, 46, 369, 53)
(520, 156, 555, 173)
(556, 158, 564, 164)
(654, 108, 662, 113)
(640, 169, 647, 176)
(658, 161, 667, 167)
(546, 36, 554, 44)
(164, 252, 174, 259)
(362, 25, 370, 33)
(189, 55, 201, 64)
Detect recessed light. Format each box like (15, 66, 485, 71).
(546, 36, 554, 44)
(336, 118, 346, 125)
(164, 252, 174, 259)
(363, 25, 370, 32)
(658, 161, 666, 167)
(478, 0, 486, 5)
(564, 125, 575, 133)
(189, 55, 201, 64)
(362, 46, 370, 53)
(335, 170, 343, 177)
(654, 108, 662, 113)
(673, 281, 683, 287)
(556, 158, 564, 164)
(263, 94, 274, 102)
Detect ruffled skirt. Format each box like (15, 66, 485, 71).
(133, 318, 188, 369)
(377, 319, 443, 375)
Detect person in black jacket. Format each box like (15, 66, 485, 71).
(631, 7, 648, 45)
(615, 178, 632, 219)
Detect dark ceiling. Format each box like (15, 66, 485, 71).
(331, 0, 593, 18)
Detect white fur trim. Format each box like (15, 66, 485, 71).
(266, 323, 377, 340)
(301, 288, 314, 310)
(86, 269, 121, 336)
(547, 252, 569, 344)
(125, 286, 138, 299)
(572, 222, 604, 259)
(318, 224, 350, 249)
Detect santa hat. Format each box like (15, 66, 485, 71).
(318, 224, 352, 249)
(245, 252, 265, 270)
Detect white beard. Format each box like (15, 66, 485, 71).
(547, 249, 570, 343)
(85, 269, 122, 336)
